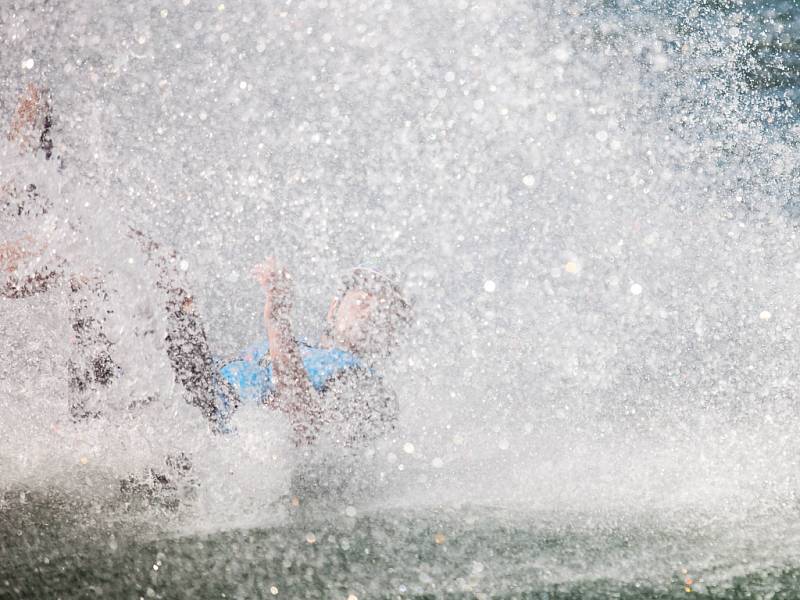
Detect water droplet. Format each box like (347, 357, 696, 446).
(630, 283, 643, 296)
(403, 442, 415, 454)
(522, 174, 536, 187)
(759, 310, 772, 320)
(483, 280, 496, 293)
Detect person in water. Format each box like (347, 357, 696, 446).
(133, 226, 412, 446)
(1, 83, 121, 419)
(227, 259, 412, 446)
(1, 85, 182, 420)
(1, 83, 57, 295)
(2, 83, 412, 448)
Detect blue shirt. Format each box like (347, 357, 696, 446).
(214, 340, 362, 422)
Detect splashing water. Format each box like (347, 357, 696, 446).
(3, 0, 800, 597)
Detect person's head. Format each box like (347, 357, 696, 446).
(324, 267, 413, 357)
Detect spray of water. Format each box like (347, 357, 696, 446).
(3, 0, 800, 590)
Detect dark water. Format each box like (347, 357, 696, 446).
(4, 488, 800, 599)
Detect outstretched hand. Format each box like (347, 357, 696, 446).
(252, 257, 294, 320)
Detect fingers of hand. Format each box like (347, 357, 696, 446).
(252, 265, 277, 287)
(252, 258, 291, 287)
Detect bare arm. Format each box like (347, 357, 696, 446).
(253, 258, 322, 445)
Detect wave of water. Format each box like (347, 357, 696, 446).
(3, 0, 800, 595)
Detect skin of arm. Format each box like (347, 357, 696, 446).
(253, 258, 323, 445)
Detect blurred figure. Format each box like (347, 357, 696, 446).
(2, 84, 413, 455)
(1, 85, 212, 422)
(227, 259, 412, 446)
(1, 83, 119, 420)
(246, 260, 413, 500)
(133, 230, 412, 448)
(1, 83, 58, 295)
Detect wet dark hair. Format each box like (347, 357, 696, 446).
(326, 268, 414, 357)
(338, 267, 413, 329)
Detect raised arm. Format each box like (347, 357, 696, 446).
(253, 258, 322, 445)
